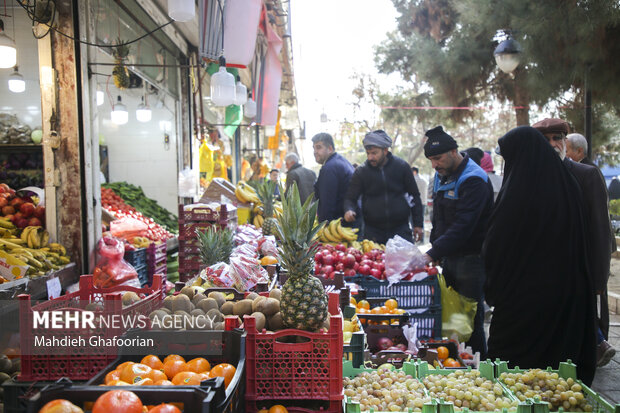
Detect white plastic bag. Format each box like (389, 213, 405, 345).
(385, 235, 427, 286)
(178, 167, 198, 198)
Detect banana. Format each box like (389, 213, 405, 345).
(58, 256, 70, 264)
(0, 238, 24, 250)
(0, 250, 28, 267)
(40, 230, 49, 247)
(50, 243, 66, 256)
(0, 218, 15, 229)
(235, 185, 249, 203)
(21, 226, 33, 243)
(237, 181, 260, 204)
(28, 229, 40, 249)
(339, 227, 358, 242)
(322, 223, 339, 243)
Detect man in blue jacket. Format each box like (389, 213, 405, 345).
(343, 130, 424, 244)
(312, 132, 356, 222)
(422, 126, 494, 357)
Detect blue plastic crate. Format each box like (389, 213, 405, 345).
(353, 274, 440, 309)
(124, 247, 147, 268)
(135, 263, 148, 287)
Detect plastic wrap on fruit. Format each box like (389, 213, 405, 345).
(93, 237, 138, 288)
(110, 217, 148, 240)
(385, 235, 428, 287)
(402, 323, 420, 355)
(258, 236, 278, 257)
(234, 224, 262, 245)
(201, 262, 235, 288)
(97, 236, 125, 260)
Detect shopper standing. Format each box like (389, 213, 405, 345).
(284, 152, 316, 204)
(421, 126, 493, 357)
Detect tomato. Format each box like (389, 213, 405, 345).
(92, 390, 143, 413)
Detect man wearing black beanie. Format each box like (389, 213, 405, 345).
(422, 126, 494, 357)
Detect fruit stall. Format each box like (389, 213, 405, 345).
(0, 182, 619, 413)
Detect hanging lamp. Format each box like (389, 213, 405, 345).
(494, 36, 521, 74)
(136, 96, 152, 122)
(244, 92, 257, 118)
(168, 0, 195, 22)
(0, 20, 17, 69)
(111, 96, 128, 125)
(210, 56, 236, 106)
(8, 66, 25, 93)
(233, 76, 247, 106)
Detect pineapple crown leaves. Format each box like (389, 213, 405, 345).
(257, 180, 276, 216)
(274, 183, 324, 274)
(113, 38, 130, 62)
(195, 226, 234, 266)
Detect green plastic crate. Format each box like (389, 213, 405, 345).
(417, 360, 531, 413)
(495, 360, 620, 413)
(343, 359, 436, 413)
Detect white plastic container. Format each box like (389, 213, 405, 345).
(223, 0, 262, 66)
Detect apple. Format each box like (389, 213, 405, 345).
(0, 197, 7, 208)
(323, 265, 334, 275)
(20, 202, 35, 218)
(353, 262, 360, 272)
(314, 264, 322, 274)
(16, 218, 28, 229)
(335, 263, 345, 272)
(9, 197, 23, 208)
(335, 243, 347, 252)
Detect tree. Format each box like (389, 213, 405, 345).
(374, 0, 620, 160)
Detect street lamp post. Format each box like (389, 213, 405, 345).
(494, 33, 529, 126)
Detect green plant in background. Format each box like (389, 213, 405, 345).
(102, 182, 178, 233)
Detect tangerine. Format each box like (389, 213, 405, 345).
(260, 255, 278, 265)
(384, 298, 398, 310)
(370, 307, 382, 315)
(171, 371, 201, 385)
(148, 403, 182, 413)
(186, 357, 211, 374)
(141, 355, 164, 371)
(105, 369, 121, 384)
(149, 369, 167, 383)
(357, 300, 370, 310)
(153, 379, 174, 386)
(119, 363, 152, 384)
(436, 346, 449, 361)
(163, 359, 188, 380)
(209, 363, 236, 388)
(92, 389, 143, 413)
(39, 399, 84, 413)
(163, 354, 185, 364)
(115, 361, 135, 372)
(3, 347, 19, 359)
(134, 378, 154, 385)
(268, 405, 289, 413)
(105, 380, 130, 386)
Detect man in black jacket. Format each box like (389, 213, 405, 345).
(343, 130, 423, 244)
(284, 152, 316, 204)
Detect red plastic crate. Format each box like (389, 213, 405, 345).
(244, 292, 343, 410)
(179, 239, 201, 255)
(178, 203, 234, 223)
(147, 241, 167, 261)
(245, 399, 342, 413)
(18, 274, 166, 381)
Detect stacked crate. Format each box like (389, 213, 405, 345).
(178, 203, 238, 282)
(124, 247, 148, 287)
(146, 242, 167, 286)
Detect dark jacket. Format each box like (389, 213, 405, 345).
(344, 152, 423, 231)
(564, 158, 614, 291)
(428, 156, 493, 260)
(315, 153, 354, 221)
(285, 162, 317, 204)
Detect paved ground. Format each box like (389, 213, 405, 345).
(589, 259, 620, 405)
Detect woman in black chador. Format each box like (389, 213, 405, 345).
(483, 126, 597, 385)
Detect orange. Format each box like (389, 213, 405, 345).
(268, 405, 289, 413)
(148, 404, 182, 413)
(115, 361, 135, 372)
(105, 369, 121, 384)
(163, 359, 188, 380)
(92, 389, 143, 413)
(171, 371, 201, 385)
(141, 355, 164, 371)
(370, 307, 382, 315)
(356, 307, 368, 314)
(260, 255, 278, 265)
(197, 372, 211, 382)
(149, 369, 167, 382)
(258, 409, 269, 413)
(357, 300, 370, 310)
(163, 354, 185, 364)
(443, 357, 460, 367)
(3, 348, 19, 360)
(39, 399, 84, 413)
(154, 379, 174, 386)
(186, 357, 211, 374)
(436, 346, 449, 361)
(350, 297, 357, 306)
(120, 363, 152, 384)
(105, 380, 130, 386)
(134, 378, 154, 385)
(209, 363, 236, 388)
(385, 298, 398, 310)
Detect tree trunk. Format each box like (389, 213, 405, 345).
(514, 70, 530, 126)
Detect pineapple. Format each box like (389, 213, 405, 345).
(196, 226, 234, 266)
(275, 183, 328, 331)
(112, 38, 130, 90)
(257, 180, 277, 236)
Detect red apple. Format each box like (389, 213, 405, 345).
(359, 264, 371, 276)
(0, 197, 7, 208)
(335, 243, 347, 252)
(9, 197, 23, 208)
(335, 262, 345, 272)
(353, 262, 360, 272)
(20, 202, 35, 218)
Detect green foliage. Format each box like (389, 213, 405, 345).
(195, 226, 234, 266)
(610, 200, 620, 217)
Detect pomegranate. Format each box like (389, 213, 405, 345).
(314, 252, 323, 264)
(34, 205, 46, 219)
(28, 217, 42, 227)
(322, 254, 334, 266)
(19, 202, 35, 218)
(377, 337, 393, 351)
(1, 205, 15, 216)
(342, 254, 356, 268)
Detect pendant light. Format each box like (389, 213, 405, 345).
(168, 0, 195, 22)
(494, 36, 521, 74)
(8, 66, 25, 93)
(244, 92, 257, 118)
(111, 96, 128, 125)
(233, 76, 247, 106)
(0, 20, 17, 69)
(96, 85, 104, 106)
(136, 96, 152, 122)
(210, 56, 236, 107)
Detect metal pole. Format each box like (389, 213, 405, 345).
(584, 67, 592, 159)
(234, 127, 241, 183)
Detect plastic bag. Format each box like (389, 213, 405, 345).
(93, 236, 138, 288)
(438, 273, 478, 342)
(197, 262, 235, 288)
(110, 218, 148, 240)
(178, 167, 198, 198)
(385, 235, 428, 286)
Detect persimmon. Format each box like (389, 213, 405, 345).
(209, 363, 236, 388)
(163, 359, 188, 380)
(171, 371, 201, 385)
(120, 363, 152, 384)
(92, 390, 143, 413)
(186, 357, 210, 374)
(141, 355, 164, 371)
(436, 346, 449, 361)
(39, 399, 84, 413)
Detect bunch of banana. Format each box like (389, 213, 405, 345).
(21, 226, 50, 249)
(252, 204, 264, 216)
(235, 181, 260, 204)
(130, 236, 151, 248)
(317, 218, 359, 244)
(253, 214, 264, 228)
(361, 239, 385, 253)
(0, 217, 17, 237)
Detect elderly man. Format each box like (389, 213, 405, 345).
(344, 130, 423, 244)
(422, 126, 494, 357)
(566, 133, 595, 166)
(284, 153, 316, 203)
(532, 118, 616, 367)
